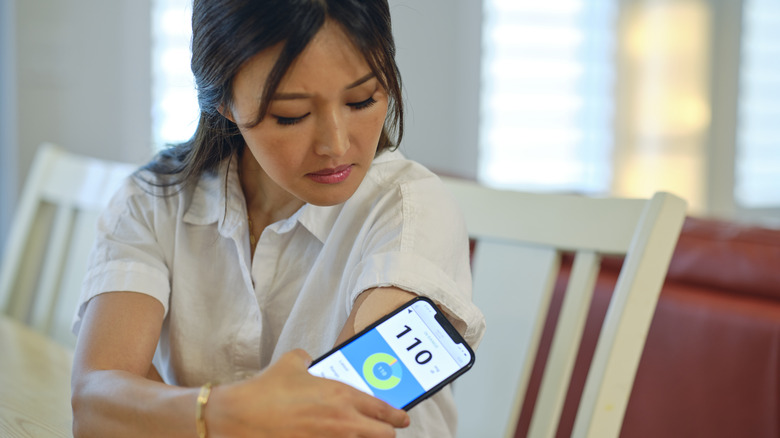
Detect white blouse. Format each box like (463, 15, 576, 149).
(73, 149, 485, 437)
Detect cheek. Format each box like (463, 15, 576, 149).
(240, 128, 303, 172)
(354, 103, 389, 145)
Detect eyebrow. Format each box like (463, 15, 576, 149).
(271, 72, 376, 101)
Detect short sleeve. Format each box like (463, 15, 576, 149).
(72, 176, 172, 335)
(348, 174, 486, 349)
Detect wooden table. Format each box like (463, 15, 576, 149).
(0, 316, 73, 437)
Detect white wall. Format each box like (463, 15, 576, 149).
(390, 0, 482, 179)
(1, 0, 18, 253)
(14, 0, 152, 165)
(1, 0, 152, 250)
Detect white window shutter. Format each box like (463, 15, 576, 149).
(735, 0, 780, 208)
(479, 0, 618, 194)
(151, 0, 198, 149)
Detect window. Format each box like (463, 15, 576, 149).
(151, 0, 198, 148)
(479, 0, 617, 194)
(735, 0, 780, 208)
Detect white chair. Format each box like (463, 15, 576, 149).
(443, 177, 687, 438)
(0, 143, 136, 347)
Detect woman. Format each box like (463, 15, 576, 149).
(71, 0, 485, 437)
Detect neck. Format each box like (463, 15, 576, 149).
(238, 149, 304, 229)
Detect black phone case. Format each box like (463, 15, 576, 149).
(309, 296, 476, 411)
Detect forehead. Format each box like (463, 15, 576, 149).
(232, 21, 370, 100)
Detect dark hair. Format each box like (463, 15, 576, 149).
(143, 0, 404, 187)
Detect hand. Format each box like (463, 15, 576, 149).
(206, 349, 410, 438)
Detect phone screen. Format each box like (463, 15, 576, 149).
(308, 297, 474, 410)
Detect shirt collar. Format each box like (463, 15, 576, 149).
(297, 203, 343, 243)
(183, 154, 244, 233)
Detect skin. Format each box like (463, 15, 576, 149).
(71, 20, 416, 438)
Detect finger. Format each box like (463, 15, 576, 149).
(355, 394, 410, 429)
(378, 406, 410, 429)
(283, 349, 313, 368)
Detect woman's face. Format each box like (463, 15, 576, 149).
(227, 20, 389, 207)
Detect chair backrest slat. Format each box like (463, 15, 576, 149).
(457, 241, 561, 438)
(572, 192, 687, 438)
(528, 250, 602, 437)
(0, 145, 61, 313)
(30, 205, 76, 333)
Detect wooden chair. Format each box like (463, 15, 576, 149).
(442, 177, 687, 438)
(0, 143, 136, 347)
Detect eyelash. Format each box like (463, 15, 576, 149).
(275, 114, 309, 126)
(273, 97, 377, 126)
(348, 96, 377, 111)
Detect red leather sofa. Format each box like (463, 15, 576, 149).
(513, 217, 780, 437)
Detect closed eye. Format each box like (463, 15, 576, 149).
(274, 113, 310, 126)
(347, 96, 377, 111)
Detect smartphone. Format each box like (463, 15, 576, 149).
(308, 296, 475, 411)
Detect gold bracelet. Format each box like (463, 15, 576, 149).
(195, 383, 212, 438)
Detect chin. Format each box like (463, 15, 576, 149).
(300, 172, 366, 206)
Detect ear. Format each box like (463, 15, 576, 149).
(217, 104, 236, 123)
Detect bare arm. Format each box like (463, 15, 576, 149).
(71, 292, 195, 437)
(71, 292, 409, 438)
(335, 286, 418, 346)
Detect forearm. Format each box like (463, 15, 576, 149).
(72, 369, 199, 438)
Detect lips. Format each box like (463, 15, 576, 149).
(306, 164, 353, 184)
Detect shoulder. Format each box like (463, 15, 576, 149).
(361, 150, 454, 208)
(365, 149, 438, 185)
(103, 161, 224, 231)
(350, 150, 466, 247)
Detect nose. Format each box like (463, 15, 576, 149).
(314, 107, 349, 157)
